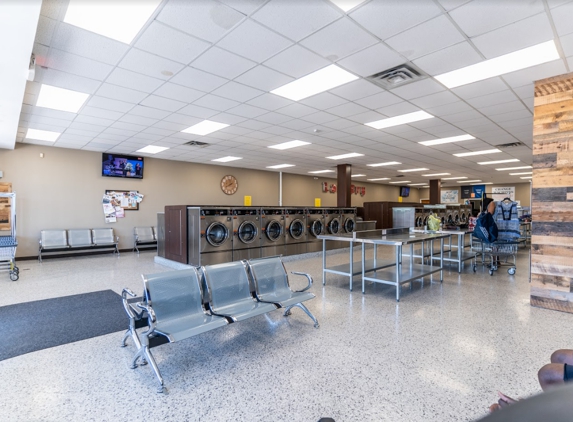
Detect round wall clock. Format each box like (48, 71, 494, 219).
(221, 175, 238, 195)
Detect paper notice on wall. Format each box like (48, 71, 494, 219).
(491, 186, 515, 202)
(103, 203, 116, 223)
(115, 207, 125, 218)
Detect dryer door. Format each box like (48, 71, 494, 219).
(328, 218, 340, 234)
(344, 218, 355, 233)
(289, 219, 305, 240)
(205, 222, 230, 247)
(237, 221, 258, 244)
(309, 220, 323, 238)
(265, 220, 283, 241)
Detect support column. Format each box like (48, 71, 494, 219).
(531, 71, 573, 314)
(337, 164, 351, 207)
(429, 179, 441, 205)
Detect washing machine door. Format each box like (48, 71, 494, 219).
(454, 214, 459, 224)
(265, 220, 283, 241)
(237, 220, 258, 244)
(328, 218, 340, 234)
(460, 212, 466, 223)
(309, 220, 323, 238)
(289, 219, 305, 240)
(205, 222, 230, 247)
(416, 216, 423, 227)
(344, 218, 355, 233)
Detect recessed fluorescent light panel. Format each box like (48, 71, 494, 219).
(25, 128, 61, 142)
(271, 64, 358, 101)
(510, 172, 533, 175)
(423, 173, 451, 177)
(418, 134, 475, 146)
(309, 170, 335, 174)
(351, 174, 366, 178)
(495, 166, 533, 171)
(268, 140, 311, 150)
(136, 145, 169, 154)
(453, 149, 501, 157)
(64, 0, 162, 44)
(36, 84, 89, 113)
(389, 181, 411, 184)
(458, 180, 481, 183)
(473, 182, 492, 185)
(328, 0, 367, 12)
(520, 176, 533, 179)
(442, 176, 467, 180)
(365, 111, 434, 130)
(397, 168, 429, 172)
(367, 178, 390, 181)
(182, 120, 229, 136)
(212, 156, 242, 163)
(367, 161, 401, 167)
(408, 183, 427, 186)
(326, 152, 364, 160)
(478, 159, 520, 165)
(435, 40, 559, 89)
(267, 164, 295, 169)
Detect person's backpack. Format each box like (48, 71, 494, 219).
(472, 211, 498, 243)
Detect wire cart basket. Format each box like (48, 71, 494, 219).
(471, 238, 518, 276)
(0, 192, 18, 281)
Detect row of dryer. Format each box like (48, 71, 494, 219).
(186, 206, 357, 266)
(413, 205, 473, 228)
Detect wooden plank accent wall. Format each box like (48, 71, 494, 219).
(532, 72, 573, 313)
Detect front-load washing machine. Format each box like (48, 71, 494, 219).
(284, 208, 307, 256)
(341, 208, 357, 233)
(187, 207, 233, 266)
(324, 208, 342, 250)
(415, 208, 425, 228)
(306, 208, 325, 253)
(232, 207, 261, 261)
(260, 207, 285, 257)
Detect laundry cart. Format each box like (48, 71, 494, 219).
(0, 192, 18, 281)
(472, 239, 518, 276)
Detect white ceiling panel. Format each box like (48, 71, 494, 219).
(129, 105, 172, 120)
(300, 92, 348, 109)
(451, 77, 508, 99)
(234, 65, 294, 91)
(263, 44, 330, 78)
(450, 0, 545, 38)
(209, 112, 248, 125)
(501, 59, 567, 88)
(300, 18, 378, 61)
(33, 67, 102, 95)
(376, 101, 421, 117)
(301, 111, 339, 125)
(425, 100, 473, 116)
(559, 32, 573, 57)
(212, 81, 264, 102)
(152, 82, 205, 103)
(337, 42, 404, 77)
(44, 48, 113, 81)
(157, 0, 245, 43)
(170, 66, 227, 92)
(177, 104, 220, 119)
(385, 15, 465, 60)
(218, 0, 266, 15)
(120, 114, 159, 127)
(217, 19, 292, 63)
(326, 102, 369, 118)
(118, 48, 184, 81)
(329, 79, 384, 101)
(255, 112, 292, 125)
(95, 83, 148, 104)
(190, 46, 256, 79)
(192, 94, 240, 111)
(81, 106, 124, 121)
(67, 122, 105, 134)
(86, 96, 134, 113)
(252, 0, 341, 42)
(135, 21, 210, 65)
(110, 121, 146, 133)
(409, 91, 460, 109)
(551, 2, 573, 36)
(246, 93, 294, 111)
(471, 13, 554, 59)
(105, 68, 164, 93)
(413, 42, 483, 77)
(349, 0, 441, 40)
(353, 91, 403, 109)
(139, 95, 186, 112)
(226, 103, 268, 118)
(436, 0, 471, 11)
(466, 90, 520, 109)
(390, 78, 445, 100)
(478, 100, 528, 116)
(277, 103, 318, 119)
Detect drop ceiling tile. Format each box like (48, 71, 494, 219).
(436, 0, 471, 10)
(390, 78, 445, 100)
(140, 95, 186, 112)
(263, 45, 330, 78)
(236, 119, 271, 130)
(234, 65, 294, 91)
(501, 59, 567, 88)
(120, 114, 160, 127)
(105, 68, 164, 93)
(44, 48, 113, 81)
(349, 0, 441, 40)
(97, 133, 127, 142)
(467, 90, 519, 109)
(259, 125, 292, 136)
(300, 17, 378, 61)
(451, 77, 507, 99)
(129, 105, 171, 120)
(321, 118, 361, 130)
(51, 22, 129, 66)
(386, 15, 465, 61)
(177, 104, 220, 119)
(111, 121, 146, 133)
(86, 96, 134, 113)
(247, 93, 294, 111)
(157, 0, 244, 43)
(327, 102, 370, 118)
(449, 0, 545, 37)
(301, 111, 339, 124)
(210, 112, 248, 125)
(130, 132, 164, 142)
(471, 13, 553, 59)
(193, 94, 240, 111)
(191, 47, 256, 79)
(413, 42, 482, 77)
(299, 92, 348, 110)
(277, 103, 317, 118)
(154, 119, 194, 132)
(218, 19, 293, 63)
(218, 0, 266, 15)
(252, 0, 341, 41)
(328, 80, 383, 102)
(95, 83, 148, 104)
(143, 127, 177, 137)
(228, 104, 271, 119)
(410, 91, 460, 109)
(478, 100, 527, 116)
(212, 81, 264, 102)
(152, 83, 205, 103)
(277, 119, 315, 131)
(119, 49, 184, 81)
(559, 33, 573, 57)
(33, 67, 102, 95)
(489, 109, 532, 123)
(547, 0, 573, 7)
(352, 92, 402, 110)
(81, 106, 124, 121)
(170, 67, 227, 92)
(337, 43, 404, 78)
(102, 127, 137, 137)
(135, 21, 211, 65)
(551, 2, 573, 36)
(512, 85, 534, 100)
(426, 101, 473, 116)
(67, 122, 106, 133)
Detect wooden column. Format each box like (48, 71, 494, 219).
(531, 72, 573, 313)
(429, 179, 441, 205)
(337, 164, 351, 207)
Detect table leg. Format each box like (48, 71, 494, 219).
(349, 241, 353, 291)
(322, 239, 326, 286)
(396, 245, 402, 302)
(440, 237, 444, 282)
(458, 234, 462, 273)
(362, 242, 366, 294)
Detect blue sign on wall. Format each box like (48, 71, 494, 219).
(472, 185, 485, 198)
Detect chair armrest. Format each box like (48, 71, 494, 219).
(137, 302, 157, 334)
(122, 288, 141, 318)
(115, 235, 120, 243)
(291, 271, 313, 292)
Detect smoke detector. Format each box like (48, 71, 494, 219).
(367, 63, 426, 89)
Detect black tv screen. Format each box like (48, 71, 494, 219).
(400, 186, 410, 197)
(102, 154, 144, 179)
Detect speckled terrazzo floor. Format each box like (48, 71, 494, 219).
(0, 245, 571, 422)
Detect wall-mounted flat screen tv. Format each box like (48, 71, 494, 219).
(400, 186, 410, 197)
(102, 154, 144, 179)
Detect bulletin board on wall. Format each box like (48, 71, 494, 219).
(0, 182, 12, 230)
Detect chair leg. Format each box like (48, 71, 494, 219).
(142, 346, 165, 393)
(284, 303, 320, 328)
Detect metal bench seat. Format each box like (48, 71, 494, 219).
(201, 261, 278, 322)
(247, 256, 319, 328)
(67, 229, 93, 247)
(133, 226, 157, 253)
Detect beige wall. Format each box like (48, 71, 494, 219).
(419, 183, 531, 206)
(1, 144, 419, 257)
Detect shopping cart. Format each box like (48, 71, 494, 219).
(0, 192, 18, 281)
(471, 239, 518, 276)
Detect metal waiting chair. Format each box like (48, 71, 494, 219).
(132, 267, 228, 393)
(91, 228, 119, 254)
(67, 229, 93, 248)
(38, 229, 68, 262)
(247, 256, 319, 328)
(133, 226, 156, 253)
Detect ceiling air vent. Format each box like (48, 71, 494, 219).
(495, 142, 526, 149)
(367, 63, 426, 89)
(184, 140, 209, 147)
